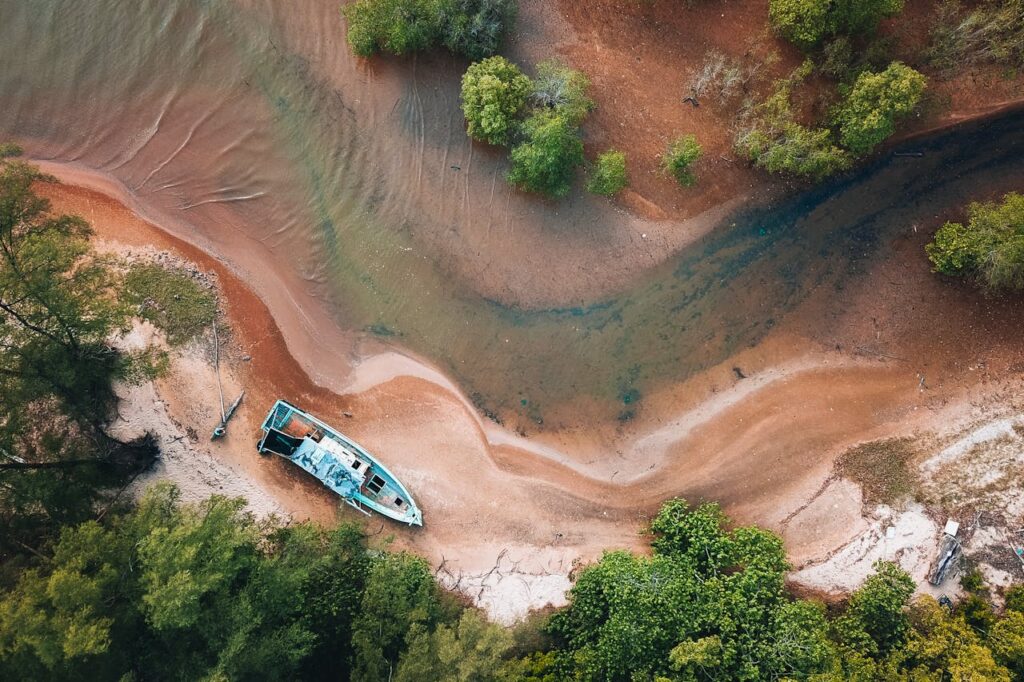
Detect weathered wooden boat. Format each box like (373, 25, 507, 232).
(257, 400, 422, 526)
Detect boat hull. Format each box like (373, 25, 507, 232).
(257, 400, 422, 526)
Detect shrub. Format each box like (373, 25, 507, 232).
(343, 0, 514, 59)
(738, 124, 851, 180)
(437, 0, 517, 60)
(927, 0, 1024, 71)
(507, 111, 584, 198)
(530, 59, 593, 125)
(587, 150, 627, 196)
(662, 135, 702, 186)
(124, 263, 218, 346)
(833, 61, 926, 154)
(460, 56, 531, 146)
(820, 36, 855, 79)
(926, 192, 1024, 289)
(0, 142, 22, 158)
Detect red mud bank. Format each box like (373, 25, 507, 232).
(530, 0, 1024, 221)
(35, 167, 1024, 608)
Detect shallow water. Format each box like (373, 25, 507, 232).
(3, 0, 1024, 427)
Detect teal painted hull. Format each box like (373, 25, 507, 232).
(257, 400, 422, 526)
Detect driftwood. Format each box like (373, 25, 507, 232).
(210, 320, 244, 440)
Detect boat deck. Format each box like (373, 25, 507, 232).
(258, 400, 421, 525)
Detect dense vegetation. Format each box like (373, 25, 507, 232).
(736, 54, 925, 180)
(736, 61, 853, 181)
(0, 484, 524, 681)
(927, 192, 1024, 289)
(0, 151, 157, 560)
(459, 57, 594, 198)
(8, 481, 1024, 680)
(507, 110, 584, 198)
(5, 153, 1024, 681)
(536, 499, 1024, 680)
(343, 0, 516, 59)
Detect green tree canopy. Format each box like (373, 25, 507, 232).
(834, 61, 926, 154)
(770, 0, 905, 50)
(736, 60, 851, 180)
(926, 192, 1024, 289)
(460, 56, 532, 146)
(343, 0, 515, 59)
(0, 154, 156, 556)
(548, 499, 833, 681)
(0, 485, 377, 680)
(507, 111, 584, 198)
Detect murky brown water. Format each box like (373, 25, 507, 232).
(4, 0, 1024, 429)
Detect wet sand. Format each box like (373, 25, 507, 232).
(35, 171, 1024, 612)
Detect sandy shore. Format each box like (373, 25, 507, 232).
(31, 163, 1024, 619)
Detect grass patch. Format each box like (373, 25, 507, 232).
(124, 263, 217, 346)
(835, 437, 919, 507)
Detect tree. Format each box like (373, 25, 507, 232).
(351, 551, 450, 681)
(769, 0, 905, 50)
(831, 560, 915, 659)
(928, 0, 1024, 71)
(547, 499, 836, 681)
(834, 61, 926, 154)
(739, 123, 851, 180)
(769, 0, 837, 50)
(892, 596, 1012, 680)
(989, 610, 1024, 678)
(507, 111, 584, 198)
(460, 56, 532, 146)
(0, 484, 376, 681)
(0, 159, 130, 427)
(662, 135, 702, 187)
(0, 154, 155, 556)
(395, 609, 517, 681)
(925, 192, 1024, 289)
(587, 150, 628, 197)
(736, 61, 852, 180)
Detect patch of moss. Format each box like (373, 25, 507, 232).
(124, 263, 217, 346)
(835, 437, 919, 507)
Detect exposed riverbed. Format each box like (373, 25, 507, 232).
(5, 0, 1024, 431)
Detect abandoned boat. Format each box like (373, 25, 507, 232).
(257, 400, 422, 526)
